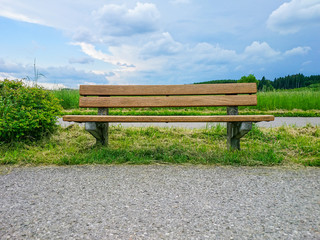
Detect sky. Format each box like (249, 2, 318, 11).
(0, 0, 319, 89)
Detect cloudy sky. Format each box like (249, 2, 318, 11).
(0, 0, 319, 88)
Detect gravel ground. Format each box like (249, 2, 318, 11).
(0, 165, 319, 239)
(58, 117, 320, 129)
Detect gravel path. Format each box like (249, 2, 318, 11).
(1, 165, 319, 239)
(58, 117, 320, 129)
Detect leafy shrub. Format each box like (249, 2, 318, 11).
(238, 74, 259, 85)
(0, 79, 62, 142)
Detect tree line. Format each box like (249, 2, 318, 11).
(271, 74, 320, 90)
(196, 74, 320, 91)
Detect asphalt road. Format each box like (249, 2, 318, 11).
(58, 117, 320, 129)
(1, 165, 319, 239)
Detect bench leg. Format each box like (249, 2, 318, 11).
(227, 122, 252, 150)
(227, 122, 240, 150)
(85, 122, 109, 145)
(227, 106, 252, 150)
(85, 107, 109, 146)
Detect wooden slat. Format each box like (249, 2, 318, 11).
(79, 83, 257, 96)
(63, 115, 275, 123)
(79, 95, 257, 108)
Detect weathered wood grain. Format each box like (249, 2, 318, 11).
(63, 115, 275, 123)
(79, 95, 257, 108)
(79, 83, 257, 96)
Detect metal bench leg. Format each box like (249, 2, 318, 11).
(85, 108, 109, 146)
(227, 107, 252, 150)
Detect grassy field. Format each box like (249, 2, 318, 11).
(256, 90, 320, 111)
(1, 124, 319, 167)
(53, 89, 79, 109)
(53, 88, 320, 117)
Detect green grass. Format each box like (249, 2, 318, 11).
(52, 89, 79, 109)
(255, 90, 320, 111)
(1, 125, 319, 167)
(53, 88, 320, 116)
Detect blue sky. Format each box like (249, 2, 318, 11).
(0, 0, 319, 89)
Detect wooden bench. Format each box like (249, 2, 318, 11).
(63, 83, 274, 150)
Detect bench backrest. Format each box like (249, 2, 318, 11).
(79, 83, 257, 108)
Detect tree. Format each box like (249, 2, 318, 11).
(238, 74, 259, 85)
(258, 76, 274, 91)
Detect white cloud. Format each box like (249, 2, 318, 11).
(91, 70, 115, 77)
(0, 0, 88, 30)
(0, 10, 44, 25)
(0, 77, 67, 90)
(285, 46, 311, 56)
(0, 73, 67, 90)
(141, 32, 184, 57)
(93, 2, 160, 37)
(302, 60, 312, 66)
(191, 43, 238, 65)
(0, 72, 16, 80)
(0, 58, 111, 88)
(267, 0, 320, 34)
(71, 42, 134, 68)
(243, 41, 281, 63)
(0, 1, 161, 43)
(42, 66, 109, 86)
(170, 0, 191, 4)
(22, 80, 67, 90)
(73, 35, 313, 85)
(69, 57, 94, 64)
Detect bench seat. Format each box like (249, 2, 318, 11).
(63, 115, 274, 123)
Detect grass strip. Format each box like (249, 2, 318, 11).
(1, 125, 319, 167)
(53, 88, 320, 111)
(256, 90, 320, 111)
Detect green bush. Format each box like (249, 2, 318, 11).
(238, 74, 259, 85)
(0, 79, 62, 142)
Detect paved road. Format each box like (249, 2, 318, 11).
(58, 117, 320, 129)
(0, 165, 319, 239)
